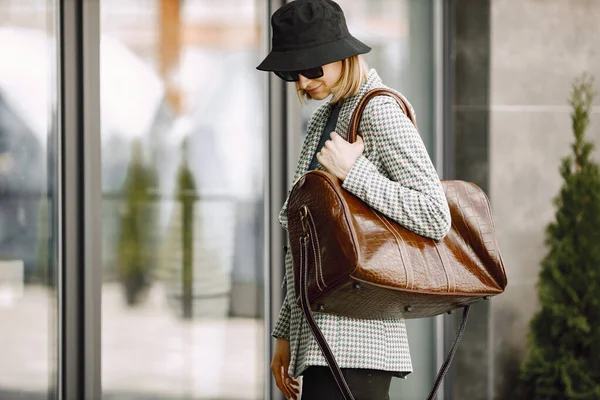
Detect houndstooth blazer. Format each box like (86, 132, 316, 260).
(273, 69, 451, 379)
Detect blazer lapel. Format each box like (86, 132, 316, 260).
(335, 97, 359, 142)
(334, 69, 380, 143)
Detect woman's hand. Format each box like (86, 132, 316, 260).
(270, 338, 300, 399)
(317, 132, 364, 180)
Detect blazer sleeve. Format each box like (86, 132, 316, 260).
(278, 198, 289, 231)
(342, 97, 451, 240)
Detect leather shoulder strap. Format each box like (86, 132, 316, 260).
(347, 88, 418, 144)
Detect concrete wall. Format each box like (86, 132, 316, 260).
(489, 1, 600, 398)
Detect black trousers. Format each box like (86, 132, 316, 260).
(301, 366, 394, 400)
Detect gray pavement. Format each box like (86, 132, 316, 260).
(0, 283, 265, 399)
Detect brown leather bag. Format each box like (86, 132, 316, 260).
(286, 88, 507, 400)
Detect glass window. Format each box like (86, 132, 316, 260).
(0, 0, 58, 398)
(100, 0, 266, 398)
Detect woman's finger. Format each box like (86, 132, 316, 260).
(320, 147, 332, 159)
(271, 362, 292, 399)
(281, 366, 297, 399)
(316, 151, 326, 163)
(285, 374, 301, 392)
(289, 376, 300, 387)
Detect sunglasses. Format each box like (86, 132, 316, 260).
(273, 66, 324, 82)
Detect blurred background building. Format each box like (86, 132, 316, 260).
(0, 0, 598, 399)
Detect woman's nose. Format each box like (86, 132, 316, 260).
(298, 74, 310, 89)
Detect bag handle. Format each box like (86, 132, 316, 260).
(347, 88, 419, 144)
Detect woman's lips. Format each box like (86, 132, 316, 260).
(307, 84, 321, 93)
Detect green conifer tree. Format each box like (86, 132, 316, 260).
(175, 138, 197, 319)
(518, 74, 600, 399)
(117, 139, 155, 305)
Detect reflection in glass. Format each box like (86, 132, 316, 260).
(101, 1, 266, 398)
(0, 1, 57, 398)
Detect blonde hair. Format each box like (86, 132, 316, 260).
(296, 55, 369, 104)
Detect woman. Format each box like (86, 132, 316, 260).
(257, 1, 451, 399)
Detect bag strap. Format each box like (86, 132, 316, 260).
(298, 232, 355, 399)
(347, 88, 418, 144)
(427, 306, 470, 399)
(298, 89, 471, 399)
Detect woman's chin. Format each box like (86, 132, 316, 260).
(309, 91, 329, 101)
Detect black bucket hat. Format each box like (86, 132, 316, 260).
(256, 0, 371, 72)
